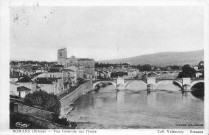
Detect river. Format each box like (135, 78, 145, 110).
(66, 85, 204, 129)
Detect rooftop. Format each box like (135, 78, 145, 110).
(30, 72, 42, 78)
(35, 77, 59, 84)
(16, 76, 32, 83)
(17, 86, 31, 91)
(53, 65, 64, 68)
(63, 68, 75, 72)
(10, 71, 19, 78)
(48, 68, 60, 72)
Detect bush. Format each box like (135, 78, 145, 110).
(52, 115, 69, 126)
(178, 64, 196, 78)
(111, 71, 128, 78)
(77, 77, 84, 84)
(24, 90, 60, 115)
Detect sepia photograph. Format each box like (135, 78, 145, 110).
(0, 0, 209, 134)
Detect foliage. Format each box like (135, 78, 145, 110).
(177, 64, 196, 78)
(139, 64, 152, 71)
(77, 77, 85, 84)
(95, 62, 181, 72)
(10, 60, 56, 67)
(52, 115, 69, 126)
(198, 61, 204, 71)
(24, 90, 60, 115)
(95, 62, 130, 68)
(169, 65, 181, 70)
(111, 71, 128, 78)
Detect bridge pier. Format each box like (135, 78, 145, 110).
(116, 77, 125, 90)
(147, 77, 156, 91)
(182, 78, 191, 91)
(116, 77, 125, 85)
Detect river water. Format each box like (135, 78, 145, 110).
(67, 85, 204, 129)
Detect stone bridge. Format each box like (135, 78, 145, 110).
(93, 77, 204, 91)
(142, 71, 181, 76)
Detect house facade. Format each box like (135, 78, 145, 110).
(57, 48, 95, 79)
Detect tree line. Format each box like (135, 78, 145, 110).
(95, 62, 181, 71)
(10, 60, 56, 66)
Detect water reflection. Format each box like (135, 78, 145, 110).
(146, 91, 156, 107)
(116, 90, 125, 104)
(191, 82, 204, 99)
(68, 87, 204, 128)
(181, 91, 193, 105)
(191, 90, 204, 99)
(94, 98, 103, 107)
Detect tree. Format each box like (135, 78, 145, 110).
(24, 90, 60, 115)
(198, 61, 204, 71)
(178, 64, 196, 78)
(111, 71, 128, 78)
(197, 61, 204, 78)
(140, 64, 152, 71)
(169, 65, 181, 70)
(77, 77, 84, 84)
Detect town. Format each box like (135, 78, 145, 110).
(9, 48, 204, 129)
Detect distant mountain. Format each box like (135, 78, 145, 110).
(99, 50, 204, 66)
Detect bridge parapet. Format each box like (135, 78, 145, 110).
(93, 77, 204, 91)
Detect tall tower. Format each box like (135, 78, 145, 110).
(57, 48, 67, 65)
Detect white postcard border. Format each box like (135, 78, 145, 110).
(0, 0, 209, 134)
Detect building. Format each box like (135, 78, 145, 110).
(66, 56, 78, 67)
(16, 76, 36, 91)
(35, 77, 64, 95)
(195, 71, 202, 78)
(10, 76, 37, 98)
(57, 48, 95, 79)
(10, 71, 19, 82)
(77, 58, 95, 79)
(17, 86, 31, 98)
(63, 66, 78, 85)
(35, 69, 71, 94)
(127, 69, 138, 78)
(198, 61, 204, 71)
(10, 82, 19, 96)
(57, 48, 67, 65)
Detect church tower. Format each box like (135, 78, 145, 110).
(57, 48, 67, 65)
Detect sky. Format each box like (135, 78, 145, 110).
(10, 6, 204, 61)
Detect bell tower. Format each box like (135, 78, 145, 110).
(57, 48, 67, 65)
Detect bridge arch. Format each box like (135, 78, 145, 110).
(124, 80, 147, 90)
(190, 80, 204, 89)
(93, 81, 116, 89)
(155, 80, 181, 91)
(173, 80, 183, 88)
(190, 80, 204, 99)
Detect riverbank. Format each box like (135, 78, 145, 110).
(59, 81, 93, 117)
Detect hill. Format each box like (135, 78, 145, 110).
(99, 50, 204, 66)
